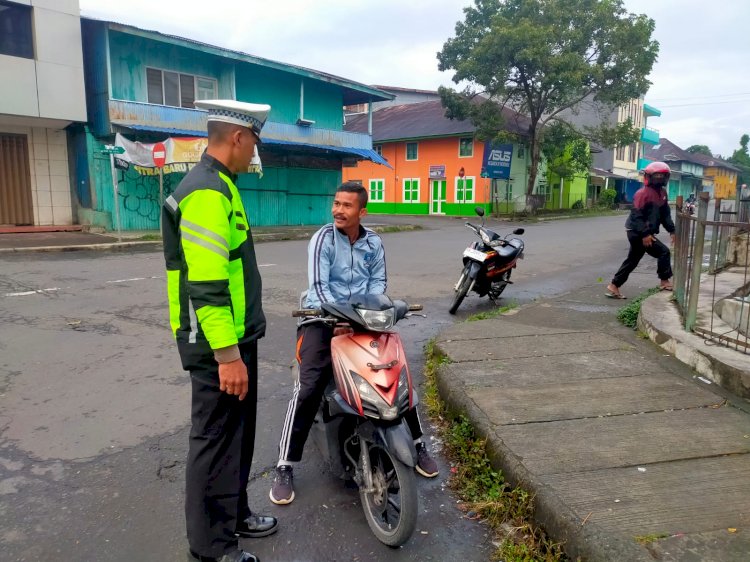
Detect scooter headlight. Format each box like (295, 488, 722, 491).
(356, 307, 395, 331)
(351, 372, 399, 420)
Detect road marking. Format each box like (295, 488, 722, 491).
(4, 288, 61, 297)
(258, 264, 276, 267)
(106, 277, 146, 284)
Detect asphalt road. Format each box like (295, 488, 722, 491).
(0, 213, 662, 561)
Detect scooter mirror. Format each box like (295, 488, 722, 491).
(513, 228, 525, 235)
(474, 206, 485, 217)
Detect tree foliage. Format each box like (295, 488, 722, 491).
(437, 0, 658, 200)
(728, 134, 750, 187)
(686, 144, 713, 157)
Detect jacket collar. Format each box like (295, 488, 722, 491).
(335, 224, 366, 243)
(201, 152, 237, 184)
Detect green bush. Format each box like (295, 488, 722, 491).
(616, 287, 660, 328)
(598, 188, 617, 208)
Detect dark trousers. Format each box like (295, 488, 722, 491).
(612, 230, 673, 288)
(185, 342, 258, 558)
(278, 323, 423, 463)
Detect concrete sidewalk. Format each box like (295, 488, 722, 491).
(434, 283, 750, 561)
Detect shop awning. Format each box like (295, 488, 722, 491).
(117, 124, 391, 168)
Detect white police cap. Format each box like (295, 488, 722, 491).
(194, 99, 271, 138)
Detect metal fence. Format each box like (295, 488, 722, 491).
(672, 193, 750, 353)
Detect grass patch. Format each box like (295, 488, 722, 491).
(634, 533, 670, 545)
(467, 302, 518, 321)
(616, 287, 661, 328)
(424, 340, 567, 561)
(136, 233, 162, 241)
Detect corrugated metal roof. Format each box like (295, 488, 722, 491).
(344, 100, 531, 142)
(117, 124, 390, 167)
(643, 138, 739, 171)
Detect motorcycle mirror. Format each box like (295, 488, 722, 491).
(474, 206, 485, 217)
(513, 228, 525, 235)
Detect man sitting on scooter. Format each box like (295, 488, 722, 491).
(270, 181, 439, 505)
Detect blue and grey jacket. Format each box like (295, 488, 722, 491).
(304, 224, 387, 309)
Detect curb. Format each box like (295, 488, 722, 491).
(638, 292, 750, 399)
(0, 240, 163, 253)
(432, 342, 653, 562)
(0, 225, 422, 254)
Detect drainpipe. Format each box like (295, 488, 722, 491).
(368, 102, 373, 136)
(559, 177, 564, 209)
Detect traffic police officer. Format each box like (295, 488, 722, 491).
(162, 99, 276, 562)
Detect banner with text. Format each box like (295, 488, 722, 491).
(481, 142, 514, 179)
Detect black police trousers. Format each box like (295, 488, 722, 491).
(185, 341, 258, 558)
(277, 322, 424, 463)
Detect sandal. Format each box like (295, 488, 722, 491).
(660, 284, 673, 291)
(605, 290, 627, 300)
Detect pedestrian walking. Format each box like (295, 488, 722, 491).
(606, 161, 675, 299)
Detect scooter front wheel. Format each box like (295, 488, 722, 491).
(449, 266, 472, 315)
(360, 443, 418, 547)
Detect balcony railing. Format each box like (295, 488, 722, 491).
(640, 126, 660, 145)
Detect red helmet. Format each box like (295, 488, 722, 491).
(643, 161, 670, 188)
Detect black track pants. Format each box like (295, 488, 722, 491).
(611, 230, 672, 288)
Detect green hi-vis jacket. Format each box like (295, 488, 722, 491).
(162, 153, 266, 363)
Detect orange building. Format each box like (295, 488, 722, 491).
(343, 101, 538, 215)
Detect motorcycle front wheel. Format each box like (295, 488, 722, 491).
(360, 443, 418, 547)
(449, 265, 472, 315)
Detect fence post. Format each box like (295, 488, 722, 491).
(685, 193, 709, 331)
(674, 196, 685, 307)
(708, 198, 721, 274)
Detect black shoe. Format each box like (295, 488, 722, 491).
(415, 442, 439, 478)
(187, 549, 260, 562)
(235, 513, 279, 538)
(269, 465, 295, 505)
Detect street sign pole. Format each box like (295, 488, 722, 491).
(158, 168, 164, 233)
(108, 151, 122, 243)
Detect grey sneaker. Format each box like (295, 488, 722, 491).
(415, 442, 439, 478)
(269, 465, 295, 505)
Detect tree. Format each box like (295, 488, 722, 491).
(437, 0, 658, 205)
(686, 145, 713, 157)
(728, 134, 750, 187)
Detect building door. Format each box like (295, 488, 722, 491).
(430, 180, 446, 214)
(0, 133, 34, 225)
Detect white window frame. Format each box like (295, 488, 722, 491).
(374, 144, 382, 156)
(455, 176, 476, 203)
(405, 142, 418, 161)
(403, 178, 420, 203)
(458, 137, 474, 158)
(369, 178, 385, 203)
(146, 67, 218, 108)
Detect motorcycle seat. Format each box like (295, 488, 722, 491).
(497, 240, 523, 260)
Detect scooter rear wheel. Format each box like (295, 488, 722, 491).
(449, 266, 472, 315)
(360, 443, 418, 547)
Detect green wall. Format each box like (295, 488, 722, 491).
(109, 31, 234, 101)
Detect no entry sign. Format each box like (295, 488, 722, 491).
(152, 142, 166, 168)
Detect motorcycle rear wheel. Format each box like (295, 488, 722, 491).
(360, 443, 418, 547)
(449, 266, 472, 315)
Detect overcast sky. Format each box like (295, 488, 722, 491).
(79, 0, 750, 158)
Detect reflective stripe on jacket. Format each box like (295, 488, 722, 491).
(162, 153, 265, 356)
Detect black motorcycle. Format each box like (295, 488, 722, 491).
(449, 206, 525, 314)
